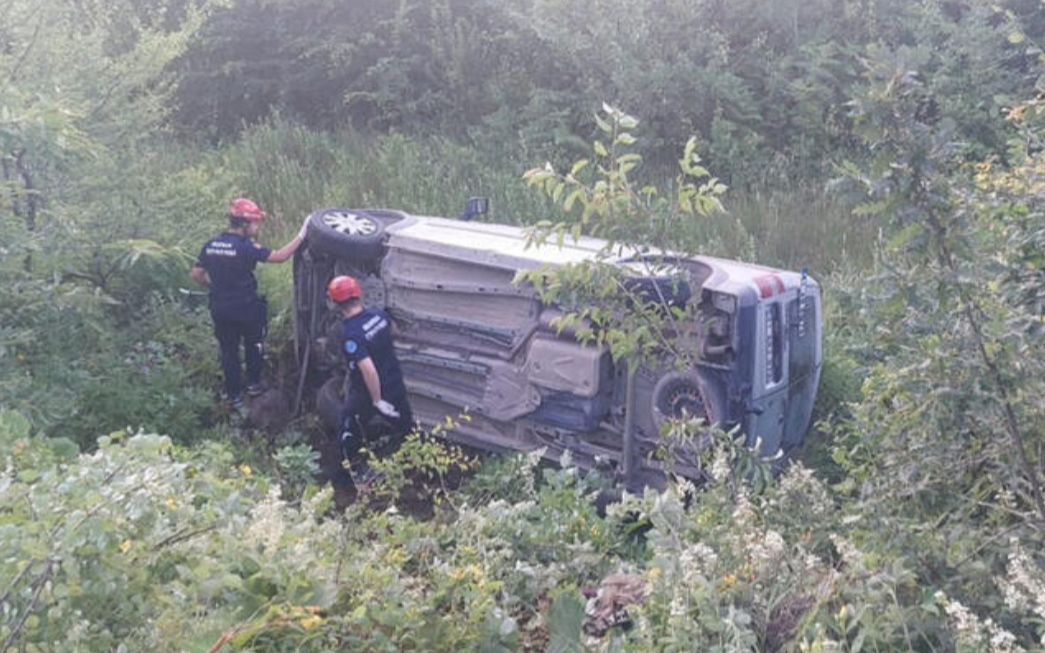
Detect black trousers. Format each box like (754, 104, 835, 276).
(210, 299, 267, 401)
(340, 388, 414, 462)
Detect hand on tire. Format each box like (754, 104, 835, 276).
(374, 399, 400, 420)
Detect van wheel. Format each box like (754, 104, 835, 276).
(317, 376, 344, 431)
(651, 371, 706, 431)
(306, 208, 388, 261)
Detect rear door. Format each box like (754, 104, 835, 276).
(746, 278, 791, 454)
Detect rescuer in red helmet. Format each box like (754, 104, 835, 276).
(190, 197, 309, 411)
(327, 274, 414, 487)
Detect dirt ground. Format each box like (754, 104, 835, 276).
(241, 386, 441, 515)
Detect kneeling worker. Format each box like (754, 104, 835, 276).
(327, 275, 415, 485)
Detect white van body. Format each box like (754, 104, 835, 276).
(295, 206, 822, 488)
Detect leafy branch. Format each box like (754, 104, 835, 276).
(840, 55, 1045, 527)
(518, 104, 725, 367)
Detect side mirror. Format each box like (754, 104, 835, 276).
(458, 196, 489, 221)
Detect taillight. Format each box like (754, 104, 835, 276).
(700, 291, 736, 362)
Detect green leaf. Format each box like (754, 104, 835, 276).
(546, 593, 585, 653)
(619, 115, 639, 130)
(0, 408, 32, 441)
(564, 189, 583, 213)
(885, 223, 924, 251)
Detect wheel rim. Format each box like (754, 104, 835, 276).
(663, 382, 704, 420)
(322, 210, 378, 236)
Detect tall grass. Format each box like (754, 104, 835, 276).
(220, 117, 558, 230)
(724, 184, 879, 273)
(219, 117, 877, 276)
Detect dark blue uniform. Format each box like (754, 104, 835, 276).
(195, 232, 271, 401)
(339, 307, 413, 460)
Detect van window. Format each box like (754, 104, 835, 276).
(766, 303, 784, 387)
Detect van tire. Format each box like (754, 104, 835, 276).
(306, 208, 387, 261)
(651, 371, 706, 431)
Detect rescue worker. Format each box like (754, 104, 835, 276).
(327, 274, 414, 484)
(190, 197, 309, 409)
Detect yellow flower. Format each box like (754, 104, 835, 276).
(719, 573, 737, 591)
(1007, 104, 1028, 122)
(166, 497, 178, 510)
(449, 567, 468, 581)
(239, 464, 252, 477)
(119, 539, 132, 553)
(300, 615, 323, 630)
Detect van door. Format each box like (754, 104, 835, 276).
(745, 283, 791, 454)
(782, 270, 822, 450)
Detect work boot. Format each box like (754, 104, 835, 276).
(229, 395, 249, 420)
(246, 382, 268, 397)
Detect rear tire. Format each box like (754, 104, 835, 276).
(651, 371, 706, 432)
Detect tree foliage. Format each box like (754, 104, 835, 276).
(167, 0, 1045, 187)
(824, 51, 1045, 647)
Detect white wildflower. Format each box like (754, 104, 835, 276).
(995, 488, 1017, 510)
(301, 486, 333, 516)
(747, 529, 786, 568)
(939, 592, 1023, 653)
(732, 495, 758, 528)
(986, 619, 1025, 653)
(776, 463, 831, 515)
(675, 475, 697, 498)
(828, 534, 862, 569)
(514, 560, 539, 577)
(668, 588, 691, 618)
(942, 594, 981, 645)
(243, 485, 286, 554)
(1000, 537, 1045, 621)
(709, 448, 732, 484)
(677, 542, 719, 585)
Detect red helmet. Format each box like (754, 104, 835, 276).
(228, 197, 265, 222)
(327, 275, 362, 303)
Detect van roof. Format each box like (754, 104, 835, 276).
(388, 215, 639, 270)
(386, 214, 815, 298)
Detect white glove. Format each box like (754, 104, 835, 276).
(374, 399, 400, 420)
(298, 215, 310, 240)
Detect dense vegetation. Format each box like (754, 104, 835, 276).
(3, 0, 1045, 650)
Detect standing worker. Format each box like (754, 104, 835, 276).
(327, 275, 414, 485)
(190, 197, 309, 410)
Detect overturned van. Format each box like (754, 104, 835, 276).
(293, 200, 822, 489)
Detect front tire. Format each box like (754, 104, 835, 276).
(304, 207, 409, 262)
